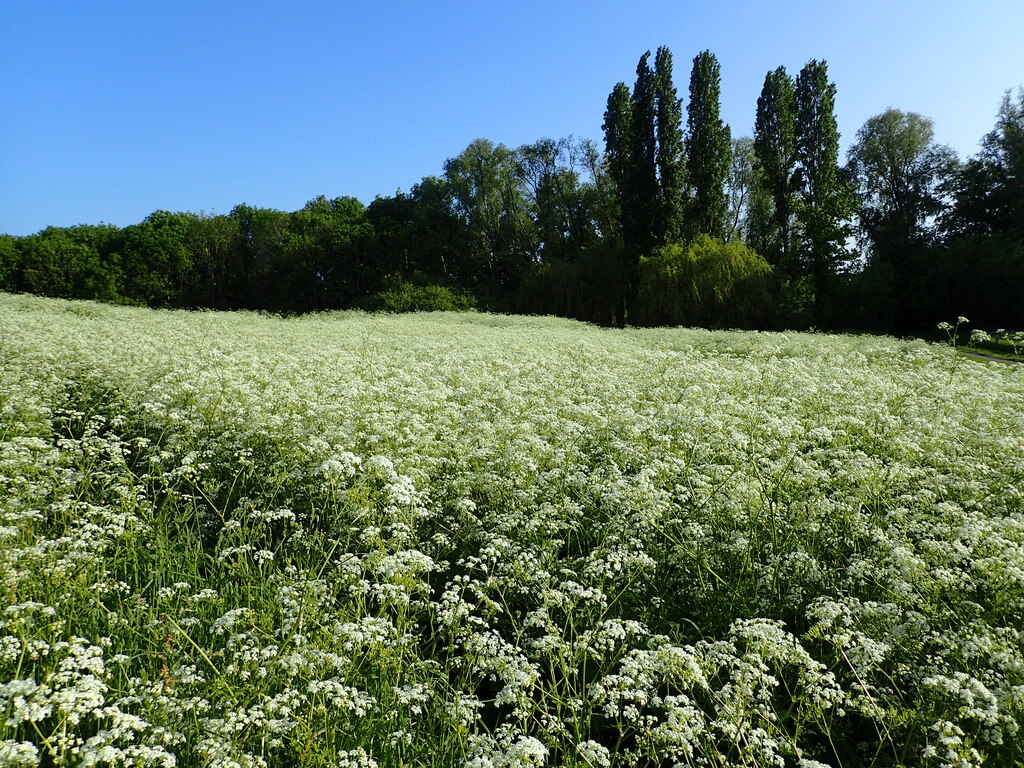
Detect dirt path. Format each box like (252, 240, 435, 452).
(961, 350, 1022, 365)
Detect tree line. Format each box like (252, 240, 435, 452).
(2, 48, 1021, 332)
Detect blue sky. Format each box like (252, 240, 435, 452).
(3, 0, 1023, 236)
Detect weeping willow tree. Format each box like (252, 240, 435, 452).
(636, 235, 774, 328)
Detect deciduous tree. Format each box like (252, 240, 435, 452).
(847, 109, 953, 240)
(119, 211, 197, 307)
(636, 235, 773, 328)
(753, 67, 797, 271)
(794, 59, 855, 323)
(654, 46, 686, 244)
(944, 89, 1024, 238)
(444, 139, 534, 292)
(846, 109, 956, 325)
(685, 50, 731, 240)
(602, 82, 633, 245)
(629, 51, 660, 257)
(516, 137, 600, 263)
(726, 136, 758, 243)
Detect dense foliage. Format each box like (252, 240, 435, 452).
(1, 51, 1022, 333)
(635, 235, 773, 328)
(2, 294, 1023, 766)
(684, 51, 732, 242)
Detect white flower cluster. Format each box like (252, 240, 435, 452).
(1, 294, 1023, 766)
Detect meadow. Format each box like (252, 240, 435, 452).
(0, 292, 1022, 767)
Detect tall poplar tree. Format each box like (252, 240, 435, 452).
(685, 50, 732, 240)
(629, 51, 659, 257)
(602, 82, 633, 244)
(602, 80, 635, 324)
(794, 59, 854, 322)
(753, 66, 797, 273)
(654, 46, 686, 245)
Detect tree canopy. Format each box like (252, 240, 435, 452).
(2, 50, 1021, 333)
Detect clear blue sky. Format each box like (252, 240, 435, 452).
(3, 0, 1023, 236)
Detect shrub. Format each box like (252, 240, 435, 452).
(636, 235, 774, 328)
(360, 275, 477, 313)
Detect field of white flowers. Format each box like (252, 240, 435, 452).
(0, 293, 1022, 767)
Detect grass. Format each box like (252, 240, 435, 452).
(962, 339, 1024, 363)
(927, 318, 1024, 363)
(0, 292, 1022, 767)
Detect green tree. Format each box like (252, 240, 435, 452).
(368, 177, 470, 284)
(585, 133, 621, 248)
(847, 109, 953, 241)
(444, 139, 535, 295)
(628, 51, 660, 257)
(286, 195, 375, 311)
(753, 67, 798, 271)
(601, 48, 693, 324)
(601, 81, 633, 244)
(635, 235, 773, 328)
(516, 137, 600, 264)
(685, 50, 732, 240)
(794, 59, 855, 324)
(726, 136, 758, 243)
(517, 243, 626, 326)
(17, 225, 123, 302)
(562, 139, 607, 255)
(186, 213, 242, 309)
(944, 89, 1024, 238)
(118, 211, 197, 306)
(654, 45, 686, 244)
(846, 109, 956, 327)
(983, 88, 1024, 236)
(410, 176, 474, 281)
(920, 234, 1024, 330)
(602, 80, 638, 324)
(926, 90, 1024, 332)
(229, 204, 293, 310)
(0, 234, 17, 292)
